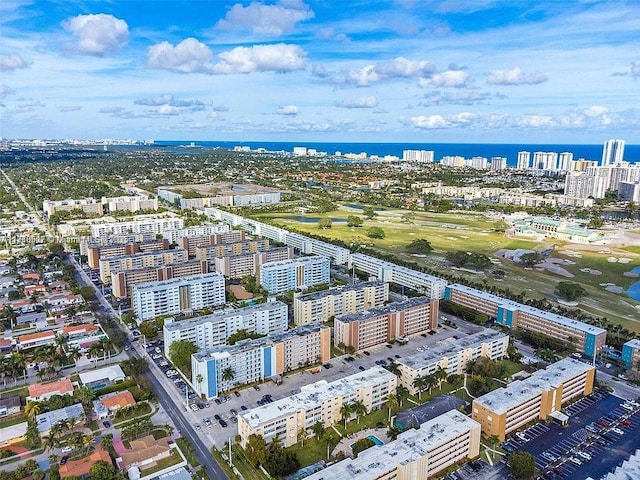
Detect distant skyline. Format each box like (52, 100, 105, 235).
(1, 1, 639, 143)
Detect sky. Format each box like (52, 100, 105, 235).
(0, 0, 639, 143)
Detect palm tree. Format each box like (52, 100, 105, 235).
(101, 338, 113, 360)
(67, 346, 81, 370)
(222, 367, 235, 383)
(297, 427, 307, 446)
(395, 385, 409, 407)
(340, 403, 351, 428)
(312, 421, 325, 441)
(74, 386, 94, 410)
(10, 353, 26, 383)
(412, 375, 426, 399)
(385, 393, 398, 424)
(195, 374, 203, 394)
(386, 425, 402, 440)
(434, 367, 447, 391)
(351, 401, 367, 424)
(24, 401, 41, 421)
(87, 342, 103, 365)
(43, 434, 57, 453)
(0, 357, 8, 387)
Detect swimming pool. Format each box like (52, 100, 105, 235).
(350, 435, 384, 451)
(628, 266, 640, 301)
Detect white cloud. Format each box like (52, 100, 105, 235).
(57, 105, 82, 112)
(213, 105, 229, 112)
(134, 95, 206, 110)
(337, 96, 378, 108)
(211, 43, 307, 74)
(134, 95, 174, 106)
(409, 115, 449, 129)
(0, 53, 30, 71)
(630, 60, 640, 78)
(584, 105, 609, 117)
(486, 67, 548, 85)
(99, 106, 126, 114)
(419, 70, 470, 88)
(147, 38, 214, 74)
(0, 84, 16, 98)
(315, 27, 350, 42)
(422, 90, 496, 105)
(346, 57, 435, 86)
(216, 0, 314, 36)
(62, 14, 129, 56)
(275, 105, 299, 115)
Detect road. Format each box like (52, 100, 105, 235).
(66, 254, 229, 480)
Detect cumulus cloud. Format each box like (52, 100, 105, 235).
(134, 95, 207, 110)
(0, 53, 30, 72)
(211, 43, 306, 74)
(62, 14, 129, 56)
(315, 27, 350, 42)
(311, 64, 330, 78)
(0, 84, 16, 98)
(57, 105, 82, 112)
(486, 67, 548, 85)
(346, 57, 435, 86)
(409, 115, 449, 129)
(213, 105, 229, 112)
(419, 70, 470, 88)
(337, 95, 378, 108)
(275, 105, 299, 115)
(147, 38, 214, 73)
(422, 90, 496, 106)
(216, 0, 314, 36)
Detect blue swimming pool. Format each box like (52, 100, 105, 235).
(350, 435, 384, 451)
(628, 266, 640, 301)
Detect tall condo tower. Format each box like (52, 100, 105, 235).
(601, 139, 625, 166)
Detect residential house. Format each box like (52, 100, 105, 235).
(94, 391, 136, 418)
(36, 403, 85, 435)
(0, 395, 21, 417)
(17, 330, 56, 350)
(119, 435, 187, 480)
(59, 449, 112, 479)
(79, 365, 126, 390)
(27, 378, 74, 402)
(0, 422, 28, 448)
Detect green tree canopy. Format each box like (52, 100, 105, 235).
(519, 252, 541, 268)
(346, 215, 363, 227)
(509, 451, 536, 479)
(362, 207, 377, 219)
(317, 218, 332, 229)
(138, 321, 158, 339)
(406, 238, 433, 254)
(168, 340, 197, 377)
(367, 227, 385, 239)
(88, 460, 117, 480)
(245, 434, 268, 467)
(555, 282, 588, 301)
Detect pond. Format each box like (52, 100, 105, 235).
(628, 266, 640, 301)
(288, 216, 347, 223)
(343, 204, 384, 211)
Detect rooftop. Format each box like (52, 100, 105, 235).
(79, 365, 125, 385)
(101, 391, 136, 410)
(473, 357, 594, 414)
(36, 403, 85, 433)
(0, 422, 27, 441)
(59, 449, 111, 479)
(241, 366, 395, 429)
(295, 281, 385, 302)
(304, 410, 479, 480)
(99, 248, 188, 264)
(260, 255, 328, 269)
(18, 330, 56, 343)
(335, 296, 433, 324)
(131, 272, 223, 292)
(28, 378, 74, 399)
(624, 339, 640, 349)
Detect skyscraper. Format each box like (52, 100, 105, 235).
(517, 151, 531, 170)
(601, 139, 625, 166)
(558, 152, 573, 171)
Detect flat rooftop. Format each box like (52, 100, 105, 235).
(296, 281, 386, 302)
(164, 301, 287, 332)
(260, 255, 328, 269)
(624, 339, 640, 349)
(99, 248, 188, 264)
(159, 183, 280, 196)
(473, 357, 594, 415)
(132, 272, 223, 292)
(304, 410, 479, 480)
(398, 329, 508, 370)
(240, 366, 395, 429)
(335, 296, 433, 324)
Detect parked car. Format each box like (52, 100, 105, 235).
(359, 365, 366, 371)
(102, 421, 111, 428)
(61, 446, 75, 453)
(234, 391, 241, 397)
(195, 424, 201, 430)
(60, 456, 68, 465)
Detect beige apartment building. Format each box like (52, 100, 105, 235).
(304, 410, 481, 480)
(238, 366, 397, 448)
(214, 247, 293, 279)
(87, 238, 169, 269)
(110, 259, 208, 299)
(472, 358, 595, 441)
(397, 330, 509, 395)
(98, 249, 188, 283)
(293, 281, 389, 325)
(195, 239, 270, 263)
(334, 297, 438, 351)
(177, 230, 246, 257)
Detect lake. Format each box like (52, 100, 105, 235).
(628, 266, 640, 301)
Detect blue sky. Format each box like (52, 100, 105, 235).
(1, 0, 639, 143)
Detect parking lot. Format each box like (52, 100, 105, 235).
(502, 390, 640, 480)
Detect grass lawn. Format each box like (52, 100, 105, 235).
(0, 414, 26, 429)
(499, 360, 524, 378)
(255, 204, 640, 332)
(211, 448, 240, 480)
(231, 444, 270, 480)
(139, 450, 183, 476)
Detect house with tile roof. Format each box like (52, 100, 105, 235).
(27, 378, 74, 402)
(17, 330, 56, 350)
(59, 449, 112, 479)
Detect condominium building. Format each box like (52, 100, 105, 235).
(618, 181, 640, 203)
(195, 239, 270, 263)
(564, 172, 607, 199)
(334, 297, 438, 351)
(397, 330, 509, 395)
(79, 232, 155, 256)
(402, 150, 434, 163)
(351, 253, 447, 299)
(90, 217, 184, 238)
(87, 238, 169, 269)
(533, 151, 558, 170)
(177, 231, 246, 257)
(558, 152, 573, 172)
(162, 224, 231, 244)
(622, 339, 640, 370)
(238, 366, 397, 447)
(131, 272, 225, 321)
(517, 151, 531, 170)
(602, 139, 625, 166)
(191, 324, 331, 399)
(43, 198, 103, 216)
(304, 410, 481, 480)
(102, 195, 158, 213)
(99, 249, 188, 283)
(163, 301, 288, 356)
(293, 281, 389, 325)
(472, 358, 595, 441)
(258, 255, 330, 294)
(444, 284, 606, 357)
(111, 259, 208, 299)
(490, 157, 507, 171)
(214, 247, 293, 279)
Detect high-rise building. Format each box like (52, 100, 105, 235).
(602, 139, 625, 166)
(558, 152, 573, 171)
(517, 151, 531, 170)
(533, 151, 558, 170)
(258, 255, 330, 294)
(98, 249, 189, 283)
(490, 157, 507, 170)
(131, 272, 226, 321)
(402, 150, 434, 163)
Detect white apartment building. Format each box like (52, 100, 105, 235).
(517, 151, 531, 169)
(258, 255, 330, 294)
(533, 151, 558, 170)
(490, 157, 507, 170)
(98, 249, 189, 283)
(90, 217, 184, 238)
(564, 172, 607, 199)
(602, 139, 625, 166)
(558, 152, 573, 172)
(304, 410, 481, 480)
(132, 272, 226, 321)
(163, 301, 288, 356)
(470, 156, 489, 169)
(214, 247, 293, 279)
(162, 224, 231, 244)
(238, 366, 397, 447)
(397, 330, 509, 395)
(402, 150, 434, 163)
(103, 195, 158, 213)
(293, 281, 389, 325)
(618, 182, 640, 202)
(440, 156, 466, 167)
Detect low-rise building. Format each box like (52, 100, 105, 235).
(444, 284, 606, 357)
(397, 330, 509, 395)
(622, 339, 640, 370)
(36, 403, 85, 434)
(99, 249, 189, 283)
(0, 422, 27, 448)
(79, 365, 126, 390)
(119, 435, 184, 475)
(195, 239, 270, 264)
(472, 358, 595, 441)
(304, 410, 481, 480)
(214, 247, 294, 279)
(27, 378, 74, 402)
(17, 330, 56, 350)
(87, 238, 169, 269)
(238, 366, 397, 448)
(192, 324, 331, 399)
(177, 230, 246, 257)
(334, 297, 438, 351)
(258, 255, 331, 294)
(0, 395, 21, 417)
(161, 224, 231, 244)
(90, 217, 184, 238)
(132, 272, 226, 321)
(293, 281, 389, 325)
(94, 391, 136, 418)
(59, 449, 112, 479)
(163, 301, 288, 356)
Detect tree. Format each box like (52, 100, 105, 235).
(221, 367, 235, 383)
(74, 386, 94, 410)
(367, 227, 385, 239)
(312, 421, 325, 441)
(352, 437, 375, 457)
(493, 220, 509, 232)
(195, 374, 203, 394)
(351, 400, 367, 424)
(168, 340, 197, 377)
(100, 433, 116, 459)
(297, 427, 307, 446)
(47, 242, 65, 257)
(139, 320, 158, 338)
(245, 434, 268, 467)
(395, 385, 409, 407)
(340, 403, 351, 428)
(24, 401, 40, 421)
(78, 286, 96, 301)
(385, 393, 398, 424)
(412, 376, 426, 399)
(509, 451, 536, 480)
(446, 251, 470, 268)
(346, 215, 363, 227)
(406, 238, 433, 254)
(88, 460, 117, 480)
(519, 252, 541, 268)
(264, 437, 300, 477)
(362, 207, 377, 219)
(555, 282, 588, 302)
(434, 366, 448, 390)
(386, 425, 402, 440)
(317, 218, 332, 230)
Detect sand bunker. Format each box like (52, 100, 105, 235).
(580, 268, 602, 275)
(605, 285, 625, 294)
(607, 257, 618, 263)
(618, 258, 633, 264)
(623, 271, 640, 278)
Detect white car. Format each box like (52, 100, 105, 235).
(611, 427, 625, 435)
(61, 446, 75, 453)
(577, 451, 592, 461)
(569, 457, 582, 466)
(191, 404, 199, 412)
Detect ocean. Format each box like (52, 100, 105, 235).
(152, 141, 640, 168)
